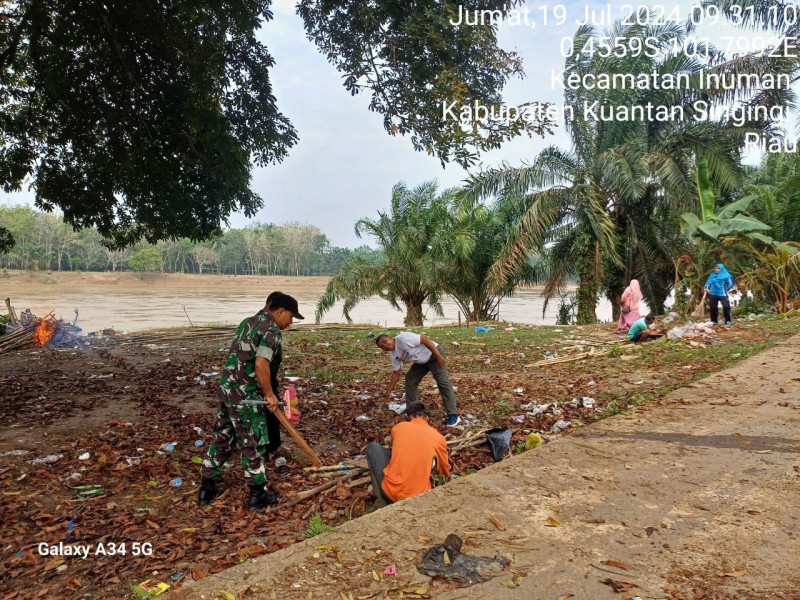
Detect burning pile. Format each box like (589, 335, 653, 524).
(0, 306, 82, 354)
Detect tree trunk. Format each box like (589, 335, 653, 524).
(607, 292, 620, 322)
(404, 302, 424, 327)
(575, 247, 598, 325)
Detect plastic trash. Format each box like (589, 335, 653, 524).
(28, 454, 63, 465)
(275, 457, 287, 468)
(667, 326, 685, 341)
(485, 428, 512, 462)
(194, 440, 203, 447)
(169, 478, 182, 487)
(192, 427, 203, 435)
(524, 433, 542, 450)
(581, 397, 595, 408)
(136, 580, 170, 596)
(551, 419, 571, 433)
(283, 385, 300, 423)
(355, 415, 371, 422)
(78, 452, 90, 461)
(159, 443, 176, 453)
(474, 326, 488, 333)
(588, 380, 596, 386)
(384, 564, 397, 576)
(0, 449, 30, 457)
(418, 534, 509, 586)
(200, 371, 218, 377)
(511, 415, 526, 423)
(513, 387, 524, 395)
(388, 402, 407, 414)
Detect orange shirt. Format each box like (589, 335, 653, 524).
(381, 418, 451, 502)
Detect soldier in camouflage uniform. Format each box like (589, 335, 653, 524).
(198, 292, 304, 510)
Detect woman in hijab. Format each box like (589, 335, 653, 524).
(617, 279, 643, 332)
(704, 263, 735, 325)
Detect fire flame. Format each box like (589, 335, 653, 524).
(33, 318, 56, 347)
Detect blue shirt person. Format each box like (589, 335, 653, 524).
(704, 263, 735, 325)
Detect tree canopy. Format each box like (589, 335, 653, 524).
(0, 0, 546, 251)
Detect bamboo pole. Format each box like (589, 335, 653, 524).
(285, 467, 367, 507)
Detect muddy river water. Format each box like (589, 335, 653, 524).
(2, 272, 613, 332)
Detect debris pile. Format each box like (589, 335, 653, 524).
(1, 300, 83, 353)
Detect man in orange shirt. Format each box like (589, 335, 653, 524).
(365, 402, 452, 511)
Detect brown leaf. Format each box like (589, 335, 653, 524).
(146, 519, 160, 530)
(335, 481, 352, 500)
(545, 517, 562, 527)
(722, 571, 747, 578)
(489, 516, 506, 531)
(645, 527, 655, 537)
(557, 595, 575, 600)
(602, 560, 632, 571)
(44, 558, 65, 571)
(191, 569, 207, 581)
(600, 578, 636, 592)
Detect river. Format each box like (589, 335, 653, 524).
(2, 272, 614, 332)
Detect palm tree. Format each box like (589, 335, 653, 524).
(437, 193, 534, 321)
(466, 16, 747, 323)
(315, 181, 451, 326)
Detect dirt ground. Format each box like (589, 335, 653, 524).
(172, 332, 800, 600)
(0, 314, 798, 599)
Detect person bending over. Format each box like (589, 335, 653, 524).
(376, 332, 461, 427)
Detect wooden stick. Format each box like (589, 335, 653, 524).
(285, 467, 367, 507)
(272, 409, 323, 468)
(303, 463, 363, 473)
(346, 476, 371, 489)
(524, 349, 610, 368)
(4, 298, 18, 324)
(181, 304, 195, 327)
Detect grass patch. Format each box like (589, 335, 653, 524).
(305, 513, 337, 538)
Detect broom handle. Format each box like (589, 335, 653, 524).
(273, 408, 322, 467)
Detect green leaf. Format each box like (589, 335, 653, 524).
(697, 221, 724, 241)
(680, 212, 703, 238)
(718, 216, 772, 236)
(717, 196, 755, 220)
(696, 156, 716, 223)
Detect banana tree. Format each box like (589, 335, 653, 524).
(681, 157, 779, 245)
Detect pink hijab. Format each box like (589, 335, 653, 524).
(622, 279, 643, 307)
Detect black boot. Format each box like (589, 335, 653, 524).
(247, 485, 282, 511)
(197, 477, 224, 506)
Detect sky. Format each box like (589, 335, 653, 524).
(0, 1, 782, 247)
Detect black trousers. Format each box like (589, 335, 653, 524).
(709, 294, 731, 324)
(264, 373, 281, 453)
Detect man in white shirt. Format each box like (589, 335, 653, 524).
(376, 332, 461, 427)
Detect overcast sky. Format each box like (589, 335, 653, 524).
(1, 1, 774, 247)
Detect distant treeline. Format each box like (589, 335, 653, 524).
(0, 205, 383, 275)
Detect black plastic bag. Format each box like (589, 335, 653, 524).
(485, 427, 512, 462)
(418, 534, 509, 586)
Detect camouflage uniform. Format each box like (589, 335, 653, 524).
(201, 311, 281, 486)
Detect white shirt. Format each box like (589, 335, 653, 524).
(390, 332, 436, 372)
